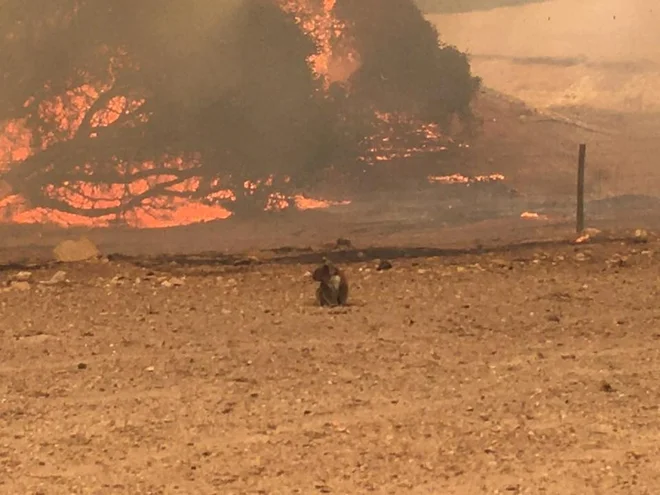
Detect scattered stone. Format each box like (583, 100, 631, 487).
(600, 381, 615, 393)
(376, 259, 393, 271)
(606, 254, 628, 268)
(12, 271, 32, 282)
(110, 275, 126, 285)
(53, 236, 101, 262)
(575, 252, 588, 262)
(40, 271, 67, 285)
(161, 277, 185, 288)
(10, 281, 31, 291)
(633, 229, 649, 243)
(313, 482, 331, 493)
(545, 313, 561, 323)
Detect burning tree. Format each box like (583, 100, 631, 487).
(0, 0, 480, 226)
(0, 0, 356, 223)
(334, 0, 481, 128)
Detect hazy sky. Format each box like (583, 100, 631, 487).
(428, 0, 660, 62)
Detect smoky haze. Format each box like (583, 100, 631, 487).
(134, 0, 246, 108)
(427, 0, 660, 111)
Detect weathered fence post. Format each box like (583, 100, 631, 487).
(576, 143, 586, 233)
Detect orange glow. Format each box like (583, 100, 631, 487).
(520, 211, 548, 220)
(361, 112, 454, 164)
(278, 0, 359, 84)
(0, 2, 360, 229)
(1, 1, 497, 230)
(428, 173, 505, 185)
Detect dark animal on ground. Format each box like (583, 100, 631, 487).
(312, 259, 349, 307)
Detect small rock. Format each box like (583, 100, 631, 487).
(376, 260, 393, 271)
(40, 271, 67, 285)
(546, 313, 561, 323)
(314, 482, 332, 493)
(145, 366, 155, 372)
(600, 380, 615, 393)
(606, 254, 628, 268)
(77, 362, 88, 370)
(575, 252, 588, 262)
(10, 281, 31, 291)
(161, 277, 185, 288)
(53, 236, 101, 262)
(634, 229, 649, 243)
(12, 271, 32, 282)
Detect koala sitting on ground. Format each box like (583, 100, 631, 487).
(312, 258, 349, 307)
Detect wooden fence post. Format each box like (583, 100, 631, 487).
(576, 143, 586, 233)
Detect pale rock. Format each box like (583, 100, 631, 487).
(634, 229, 649, 243)
(53, 237, 101, 262)
(161, 277, 185, 288)
(40, 270, 67, 285)
(10, 281, 31, 291)
(12, 271, 32, 282)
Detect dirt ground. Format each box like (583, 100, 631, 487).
(2, 237, 660, 494)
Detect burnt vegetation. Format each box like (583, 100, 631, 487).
(0, 0, 480, 221)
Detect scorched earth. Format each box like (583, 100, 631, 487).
(1, 238, 660, 494)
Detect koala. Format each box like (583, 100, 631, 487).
(312, 259, 349, 307)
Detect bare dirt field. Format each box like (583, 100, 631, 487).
(2, 237, 660, 494)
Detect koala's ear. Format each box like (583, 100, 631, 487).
(312, 265, 326, 281)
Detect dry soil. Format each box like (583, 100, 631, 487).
(2, 237, 660, 494)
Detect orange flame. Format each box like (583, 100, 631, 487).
(520, 211, 548, 221)
(0, 1, 356, 228)
(0, 1, 504, 230)
(428, 173, 505, 185)
(278, 0, 359, 85)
